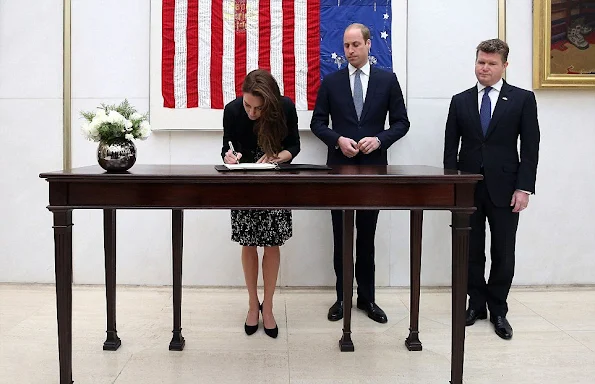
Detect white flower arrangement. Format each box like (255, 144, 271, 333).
(80, 100, 151, 142)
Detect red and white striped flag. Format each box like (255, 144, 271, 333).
(162, 0, 321, 111)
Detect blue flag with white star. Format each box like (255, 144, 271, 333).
(320, 0, 393, 80)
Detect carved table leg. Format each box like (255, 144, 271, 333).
(405, 210, 423, 351)
(169, 209, 185, 350)
(450, 211, 471, 384)
(53, 209, 74, 384)
(103, 209, 121, 350)
(339, 210, 355, 352)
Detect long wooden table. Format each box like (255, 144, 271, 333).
(40, 164, 481, 384)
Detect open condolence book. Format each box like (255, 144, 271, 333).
(215, 163, 331, 172)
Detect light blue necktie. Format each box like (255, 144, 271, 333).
(480, 86, 492, 136)
(353, 69, 363, 120)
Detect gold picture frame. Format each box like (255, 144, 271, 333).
(533, 0, 595, 88)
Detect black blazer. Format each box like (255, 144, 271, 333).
(221, 96, 300, 163)
(310, 66, 410, 165)
(443, 80, 540, 207)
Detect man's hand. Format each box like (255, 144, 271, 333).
(224, 149, 242, 164)
(357, 137, 380, 155)
(337, 136, 359, 158)
(510, 190, 530, 213)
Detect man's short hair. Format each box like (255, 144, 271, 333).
(476, 39, 509, 62)
(346, 23, 371, 42)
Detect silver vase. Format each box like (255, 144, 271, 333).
(97, 138, 137, 172)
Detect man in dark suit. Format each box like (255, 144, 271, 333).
(443, 39, 540, 340)
(310, 23, 410, 324)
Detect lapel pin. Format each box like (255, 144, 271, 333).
(502, 97, 508, 101)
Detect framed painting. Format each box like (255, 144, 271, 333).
(533, 0, 595, 88)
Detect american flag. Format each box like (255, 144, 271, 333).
(162, 0, 392, 110)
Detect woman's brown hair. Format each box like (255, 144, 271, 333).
(242, 69, 288, 156)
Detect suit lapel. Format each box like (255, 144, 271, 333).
(485, 81, 512, 138)
(338, 68, 357, 120)
(359, 66, 378, 122)
(465, 87, 483, 138)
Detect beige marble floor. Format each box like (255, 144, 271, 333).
(1, 284, 594, 384)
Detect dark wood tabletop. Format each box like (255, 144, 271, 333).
(41, 164, 481, 384)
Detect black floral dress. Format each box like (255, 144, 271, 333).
(231, 148, 292, 247)
(222, 96, 300, 247)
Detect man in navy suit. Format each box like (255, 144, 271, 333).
(443, 39, 540, 340)
(310, 23, 410, 324)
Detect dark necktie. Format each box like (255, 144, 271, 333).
(353, 69, 363, 120)
(480, 86, 492, 136)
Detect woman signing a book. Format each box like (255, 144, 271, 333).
(221, 69, 300, 338)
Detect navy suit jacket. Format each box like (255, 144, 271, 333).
(443, 80, 540, 207)
(310, 66, 410, 165)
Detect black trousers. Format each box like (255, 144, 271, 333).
(468, 180, 519, 317)
(331, 209, 379, 303)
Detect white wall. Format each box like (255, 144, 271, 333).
(1, 0, 594, 286)
(0, 0, 63, 281)
(506, 0, 595, 284)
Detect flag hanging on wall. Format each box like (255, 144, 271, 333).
(162, 0, 392, 110)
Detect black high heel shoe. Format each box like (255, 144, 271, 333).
(244, 305, 259, 335)
(260, 302, 278, 339)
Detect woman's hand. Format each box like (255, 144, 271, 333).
(224, 149, 242, 164)
(256, 150, 292, 164)
(273, 150, 293, 164)
(256, 154, 276, 163)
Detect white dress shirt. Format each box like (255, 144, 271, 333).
(336, 62, 380, 148)
(477, 78, 503, 116)
(348, 62, 370, 102)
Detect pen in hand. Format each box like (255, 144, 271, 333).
(228, 141, 240, 164)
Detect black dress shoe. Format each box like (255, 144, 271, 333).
(465, 308, 487, 326)
(244, 309, 259, 336)
(260, 303, 278, 339)
(356, 299, 388, 324)
(491, 315, 513, 340)
(244, 322, 258, 335)
(327, 300, 343, 321)
(264, 325, 278, 338)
